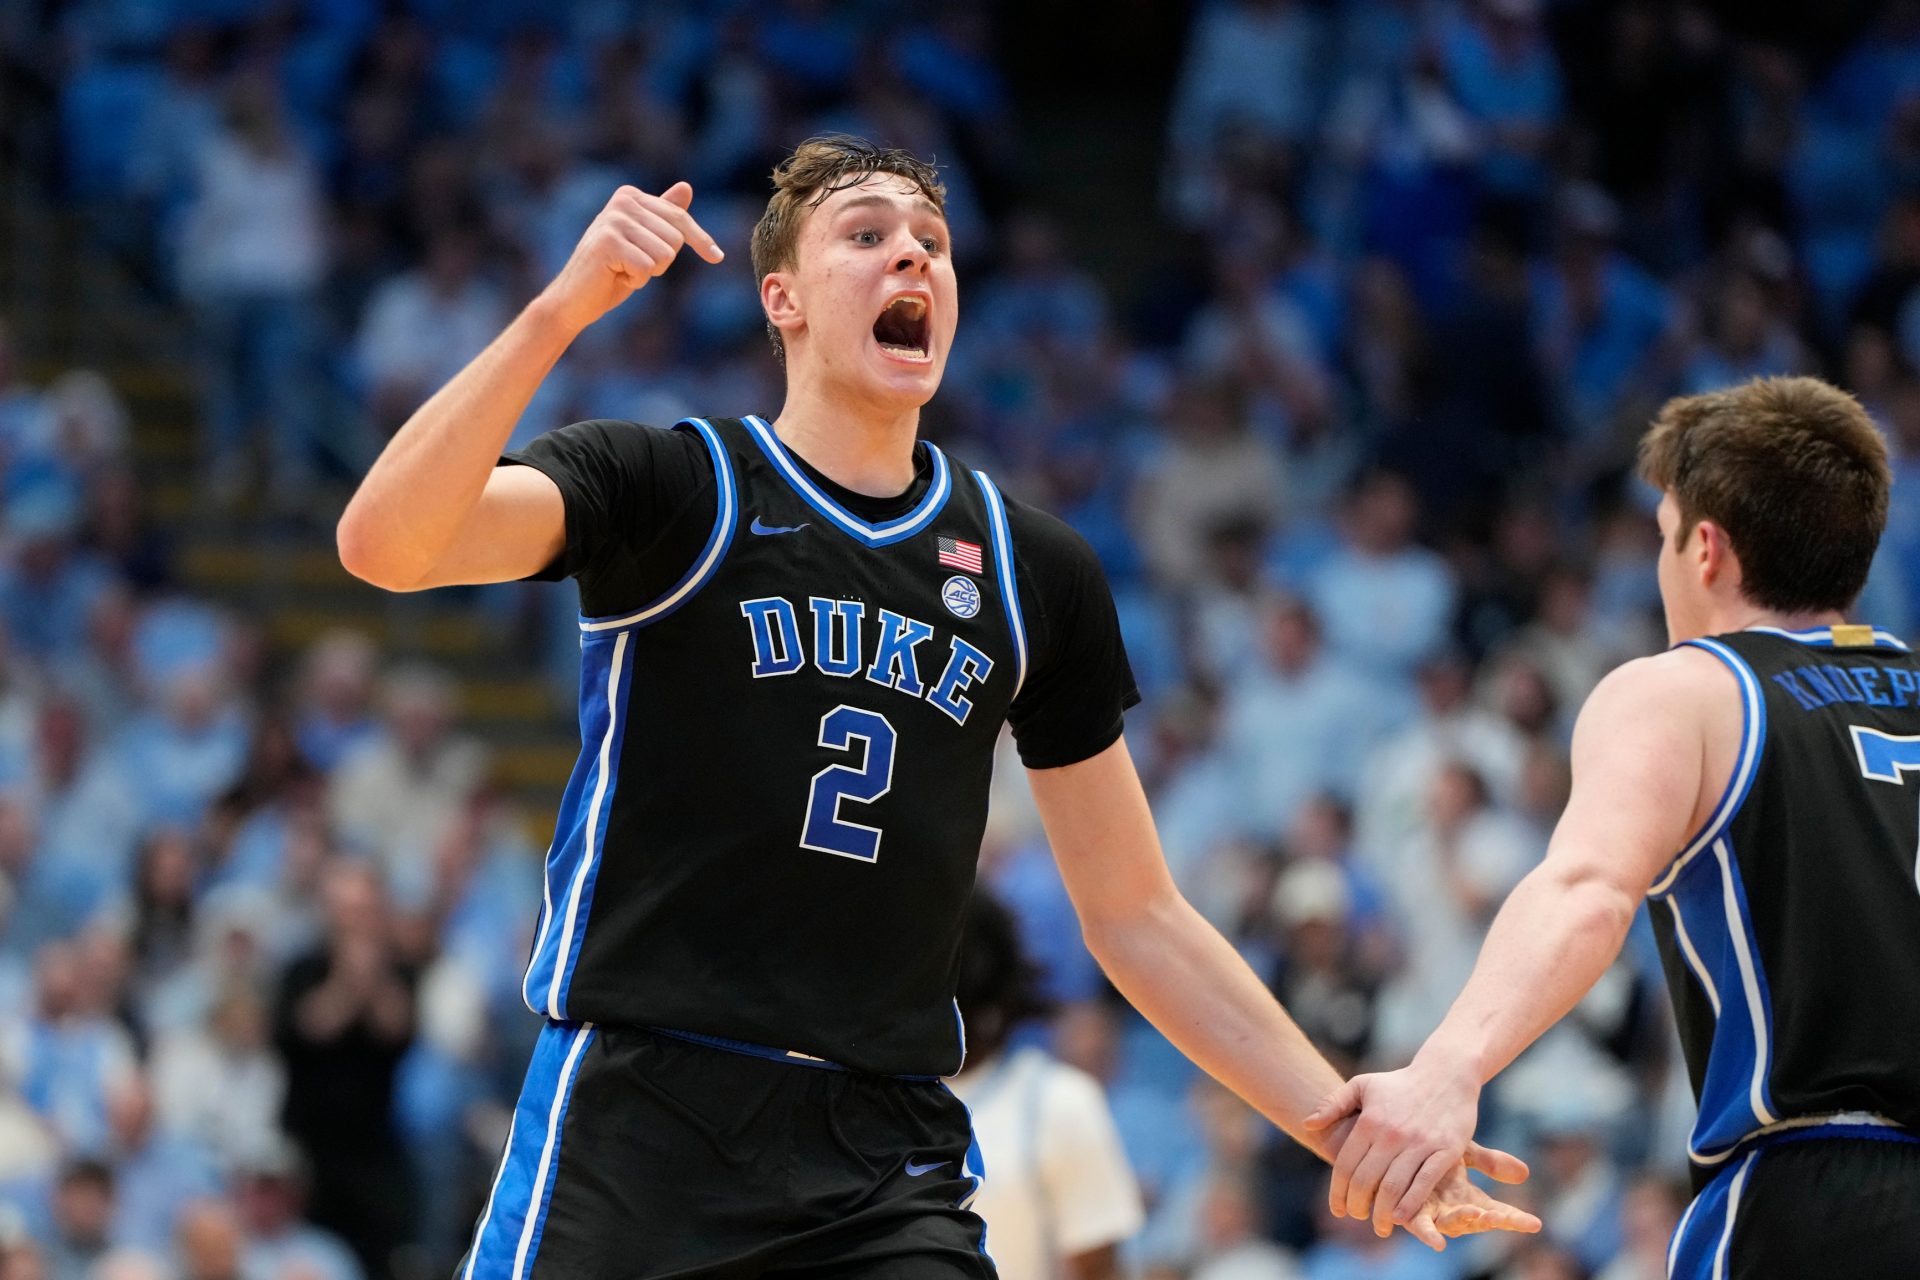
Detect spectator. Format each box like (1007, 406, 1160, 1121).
(1371, 760, 1536, 1061)
(150, 984, 285, 1170)
(351, 227, 507, 434)
(173, 78, 328, 510)
(1593, 1175, 1684, 1280)
(1, 941, 138, 1157)
(1135, 378, 1287, 590)
(41, 1161, 114, 1280)
(100, 1075, 223, 1253)
(173, 1199, 243, 1280)
(1169, 0, 1327, 171)
(1305, 472, 1456, 684)
(326, 666, 486, 877)
(949, 891, 1144, 1280)
(234, 1140, 365, 1280)
(272, 863, 414, 1280)
(1440, 0, 1564, 198)
(0, 485, 115, 666)
(1219, 598, 1388, 839)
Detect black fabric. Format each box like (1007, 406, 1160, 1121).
(500, 418, 1136, 770)
(500, 419, 718, 613)
(1726, 1138, 1920, 1277)
(1649, 631, 1920, 1152)
(523, 1027, 995, 1280)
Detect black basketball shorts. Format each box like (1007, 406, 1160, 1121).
(1668, 1124, 1920, 1279)
(456, 1020, 998, 1280)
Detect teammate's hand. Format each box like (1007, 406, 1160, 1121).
(1303, 1056, 1499, 1234)
(1401, 1161, 1542, 1251)
(538, 182, 725, 334)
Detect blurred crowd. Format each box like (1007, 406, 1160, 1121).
(9, 1, 1920, 1278)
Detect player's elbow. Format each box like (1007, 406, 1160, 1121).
(336, 511, 424, 592)
(1078, 877, 1185, 969)
(1549, 870, 1640, 950)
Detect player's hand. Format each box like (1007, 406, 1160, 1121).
(538, 182, 725, 334)
(1401, 1161, 1542, 1251)
(1304, 1055, 1498, 1234)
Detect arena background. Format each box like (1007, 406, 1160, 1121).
(0, 1, 1914, 1278)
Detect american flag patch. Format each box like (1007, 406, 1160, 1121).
(938, 536, 984, 573)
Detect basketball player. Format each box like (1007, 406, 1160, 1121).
(1305, 376, 1920, 1276)
(337, 136, 1536, 1278)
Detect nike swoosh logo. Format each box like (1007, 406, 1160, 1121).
(904, 1159, 947, 1177)
(750, 517, 809, 536)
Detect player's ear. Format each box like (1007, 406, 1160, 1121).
(1697, 518, 1732, 587)
(762, 271, 803, 346)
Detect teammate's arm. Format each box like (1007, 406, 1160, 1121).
(1302, 648, 1728, 1234)
(336, 184, 723, 592)
(1027, 737, 1539, 1248)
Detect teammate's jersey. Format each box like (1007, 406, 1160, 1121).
(508, 416, 1115, 1078)
(1647, 625, 1920, 1178)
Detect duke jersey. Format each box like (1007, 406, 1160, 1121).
(1647, 625, 1920, 1183)
(506, 415, 1130, 1079)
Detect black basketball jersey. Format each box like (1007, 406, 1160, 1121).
(516, 415, 1064, 1077)
(1647, 625, 1920, 1179)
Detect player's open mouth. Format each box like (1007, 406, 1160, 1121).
(872, 294, 932, 363)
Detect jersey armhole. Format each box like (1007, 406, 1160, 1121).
(974, 470, 1030, 699)
(578, 417, 738, 634)
(1648, 638, 1768, 896)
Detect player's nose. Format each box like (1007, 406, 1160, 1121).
(891, 236, 928, 274)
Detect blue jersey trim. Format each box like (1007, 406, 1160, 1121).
(940, 1081, 995, 1267)
(1668, 1148, 1757, 1280)
(1668, 835, 1782, 1168)
(741, 414, 952, 547)
(522, 633, 635, 1019)
(1650, 638, 1768, 896)
(460, 1021, 597, 1280)
(645, 1025, 943, 1081)
(973, 471, 1028, 699)
(579, 417, 738, 633)
(1745, 623, 1909, 651)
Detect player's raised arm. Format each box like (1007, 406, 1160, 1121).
(1026, 736, 1540, 1249)
(1302, 647, 1727, 1234)
(336, 183, 724, 592)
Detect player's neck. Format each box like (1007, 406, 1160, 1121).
(1701, 604, 1850, 640)
(769, 383, 921, 498)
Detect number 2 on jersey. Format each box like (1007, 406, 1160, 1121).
(801, 705, 897, 862)
(1850, 725, 1920, 894)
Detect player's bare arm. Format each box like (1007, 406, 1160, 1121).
(1027, 736, 1542, 1248)
(1303, 645, 1739, 1234)
(336, 183, 724, 592)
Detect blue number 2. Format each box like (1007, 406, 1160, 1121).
(1850, 725, 1920, 895)
(801, 705, 897, 862)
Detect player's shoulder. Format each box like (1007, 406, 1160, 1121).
(1578, 646, 1741, 738)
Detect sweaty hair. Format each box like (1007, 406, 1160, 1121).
(1638, 376, 1890, 614)
(750, 135, 947, 363)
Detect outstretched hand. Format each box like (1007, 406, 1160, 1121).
(1400, 1160, 1542, 1250)
(1306, 1060, 1529, 1241)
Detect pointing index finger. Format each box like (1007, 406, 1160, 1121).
(642, 185, 725, 264)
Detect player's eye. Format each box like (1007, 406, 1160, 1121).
(852, 228, 882, 246)
(919, 236, 941, 254)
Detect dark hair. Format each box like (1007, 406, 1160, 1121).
(750, 135, 947, 363)
(1638, 376, 1890, 614)
(58, 1159, 115, 1193)
(954, 890, 1052, 1063)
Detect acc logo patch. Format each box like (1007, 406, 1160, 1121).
(941, 575, 982, 619)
